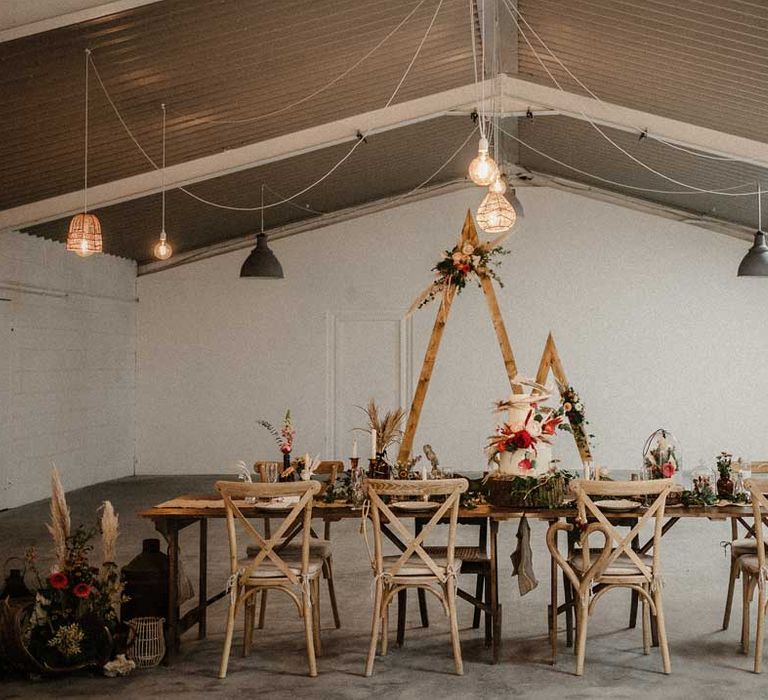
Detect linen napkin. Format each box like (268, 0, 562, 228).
(510, 516, 538, 595)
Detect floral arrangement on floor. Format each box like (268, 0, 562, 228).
(415, 240, 508, 310)
(20, 468, 125, 672)
(257, 410, 295, 455)
(643, 429, 680, 479)
(486, 402, 567, 473)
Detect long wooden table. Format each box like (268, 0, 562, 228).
(139, 497, 755, 665)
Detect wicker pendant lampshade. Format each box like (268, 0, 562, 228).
(477, 191, 517, 233)
(66, 212, 103, 257)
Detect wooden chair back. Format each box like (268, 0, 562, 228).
(216, 480, 320, 586)
(751, 462, 768, 474)
(746, 478, 768, 575)
(570, 478, 674, 585)
(364, 478, 468, 583)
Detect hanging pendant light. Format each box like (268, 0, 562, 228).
(477, 173, 517, 233)
(67, 49, 102, 257)
(153, 104, 173, 261)
(738, 183, 768, 276)
(240, 185, 284, 278)
(468, 136, 499, 186)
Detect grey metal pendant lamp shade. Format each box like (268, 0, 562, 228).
(738, 183, 768, 276)
(239, 233, 284, 278)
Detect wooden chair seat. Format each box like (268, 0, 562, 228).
(382, 554, 457, 577)
(238, 554, 325, 579)
(423, 545, 489, 564)
(247, 538, 332, 559)
(734, 538, 761, 554)
(569, 550, 654, 577)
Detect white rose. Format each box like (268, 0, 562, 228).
(462, 243, 475, 255)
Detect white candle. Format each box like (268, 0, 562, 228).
(583, 460, 592, 481)
(351, 439, 358, 459)
(371, 428, 377, 459)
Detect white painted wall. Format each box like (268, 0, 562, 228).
(0, 231, 137, 509)
(136, 187, 768, 477)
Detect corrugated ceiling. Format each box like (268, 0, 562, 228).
(22, 115, 478, 261)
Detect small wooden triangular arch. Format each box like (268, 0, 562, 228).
(398, 211, 520, 463)
(535, 332, 593, 465)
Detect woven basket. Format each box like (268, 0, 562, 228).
(486, 473, 570, 509)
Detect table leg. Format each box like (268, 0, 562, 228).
(549, 522, 558, 665)
(397, 589, 407, 647)
(165, 521, 180, 662)
(198, 518, 208, 640)
(414, 520, 429, 628)
(490, 519, 501, 664)
(628, 533, 640, 629)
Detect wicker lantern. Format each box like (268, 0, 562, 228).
(477, 191, 517, 233)
(66, 213, 103, 257)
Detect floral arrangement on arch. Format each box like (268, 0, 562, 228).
(486, 401, 567, 473)
(22, 468, 125, 670)
(257, 410, 295, 455)
(559, 384, 594, 455)
(415, 240, 508, 311)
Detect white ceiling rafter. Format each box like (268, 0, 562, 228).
(0, 0, 164, 43)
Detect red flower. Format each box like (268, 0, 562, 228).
(49, 572, 68, 590)
(73, 582, 92, 598)
(518, 458, 533, 472)
(661, 462, 676, 478)
(279, 444, 291, 454)
(511, 430, 535, 450)
(457, 263, 471, 274)
(541, 417, 562, 436)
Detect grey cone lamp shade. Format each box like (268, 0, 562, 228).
(240, 233, 284, 278)
(737, 230, 768, 277)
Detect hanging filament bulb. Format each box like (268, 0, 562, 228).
(153, 230, 172, 260)
(489, 173, 507, 194)
(468, 136, 499, 186)
(477, 190, 516, 233)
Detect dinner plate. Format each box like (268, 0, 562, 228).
(594, 499, 638, 512)
(251, 497, 300, 510)
(391, 501, 439, 511)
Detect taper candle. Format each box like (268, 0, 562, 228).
(371, 428, 377, 459)
(352, 439, 358, 459)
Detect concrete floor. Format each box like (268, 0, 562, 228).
(0, 474, 763, 699)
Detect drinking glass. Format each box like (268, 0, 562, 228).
(265, 462, 280, 484)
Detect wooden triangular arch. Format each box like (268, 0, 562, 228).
(535, 332, 593, 465)
(398, 211, 520, 463)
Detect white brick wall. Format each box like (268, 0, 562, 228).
(0, 231, 137, 509)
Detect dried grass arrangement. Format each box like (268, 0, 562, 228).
(356, 400, 406, 456)
(99, 501, 119, 565)
(47, 466, 71, 571)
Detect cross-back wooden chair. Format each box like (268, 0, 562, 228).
(252, 461, 341, 630)
(363, 478, 469, 677)
(738, 478, 768, 672)
(547, 478, 673, 676)
(216, 479, 323, 678)
(723, 462, 768, 631)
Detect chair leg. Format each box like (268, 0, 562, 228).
(303, 587, 317, 677)
(742, 575, 753, 655)
(550, 566, 559, 666)
(642, 590, 651, 656)
(324, 556, 341, 629)
(218, 596, 238, 679)
(365, 579, 384, 677)
(653, 586, 671, 674)
(418, 587, 429, 627)
(755, 589, 766, 673)
(472, 574, 483, 629)
(312, 578, 322, 657)
(446, 583, 464, 675)
(574, 598, 588, 676)
(563, 573, 574, 648)
(381, 593, 390, 657)
(724, 555, 739, 630)
(258, 589, 268, 629)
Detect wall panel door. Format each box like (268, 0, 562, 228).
(326, 311, 411, 460)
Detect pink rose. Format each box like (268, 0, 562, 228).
(518, 458, 533, 472)
(661, 462, 676, 478)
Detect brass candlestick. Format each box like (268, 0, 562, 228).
(349, 457, 360, 472)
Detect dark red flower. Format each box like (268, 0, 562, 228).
(73, 582, 92, 598)
(518, 458, 533, 472)
(49, 572, 68, 590)
(511, 430, 535, 450)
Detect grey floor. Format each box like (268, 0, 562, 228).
(0, 474, 763, 699)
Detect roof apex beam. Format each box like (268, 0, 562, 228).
(0, 80, 489, 232)
(501, 74, 768, 169)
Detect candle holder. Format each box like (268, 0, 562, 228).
(349, 457, 360, 473)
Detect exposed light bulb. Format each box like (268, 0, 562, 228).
(153, 231, 173, 260)
(468, 136, 499, 186)
(489, 173, 507, 195)
(477, 191, 517, 233)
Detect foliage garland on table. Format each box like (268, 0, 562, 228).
(416, 241, 508, 310)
